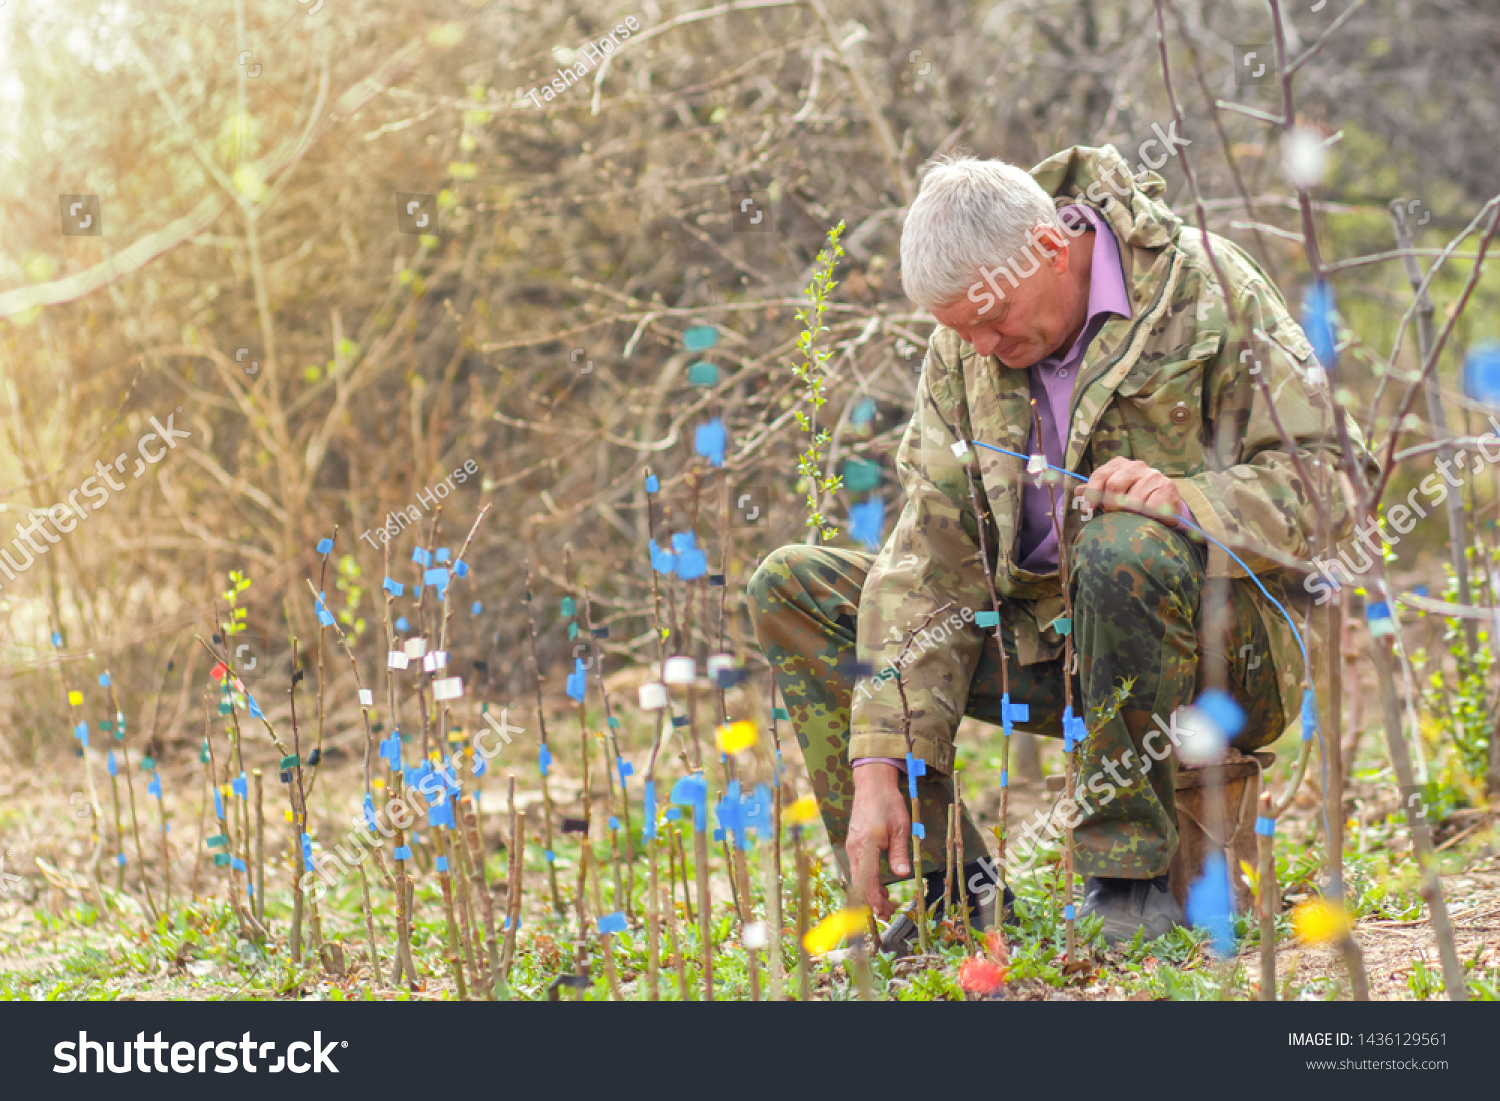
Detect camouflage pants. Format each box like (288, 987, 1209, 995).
(746, 511, 1284, 882)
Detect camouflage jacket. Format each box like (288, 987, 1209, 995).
(848, 143, 1378, 773)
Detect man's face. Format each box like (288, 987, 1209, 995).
(929, 225, 1089, 369)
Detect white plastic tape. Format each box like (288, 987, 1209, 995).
(663, 656, 696, 685)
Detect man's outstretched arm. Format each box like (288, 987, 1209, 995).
(846, 335, 992, 915)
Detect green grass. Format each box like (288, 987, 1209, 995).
(3, 714, 1495, 1002)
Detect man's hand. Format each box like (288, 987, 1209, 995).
(1073, 457, 1185, 525)
(847, 762, 912, 920)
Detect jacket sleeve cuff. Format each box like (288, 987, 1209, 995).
(848, 730, 956, 775)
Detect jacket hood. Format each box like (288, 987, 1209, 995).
(1029, 144, 1183, 252)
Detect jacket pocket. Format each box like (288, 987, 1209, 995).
(1114, 332, 1219, 475)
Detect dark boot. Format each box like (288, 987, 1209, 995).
(1078, 874, 1183, 945)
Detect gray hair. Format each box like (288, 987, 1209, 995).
(899, 154, 1061, 309)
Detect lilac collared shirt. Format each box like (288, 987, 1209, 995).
(1016, 204, 1133, 573)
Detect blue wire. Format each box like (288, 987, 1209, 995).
(969, 439, 1311, 668)
(968, 437, 1332, 849)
